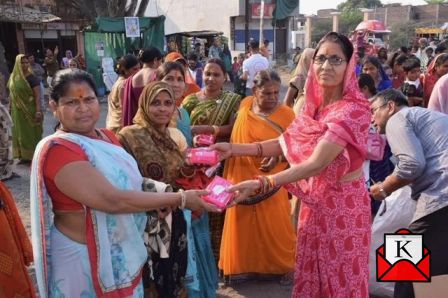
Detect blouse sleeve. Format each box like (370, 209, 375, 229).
(26, 74, 41, 88)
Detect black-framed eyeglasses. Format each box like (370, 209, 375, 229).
(371, 102, 387, 114)
(313, 55, 346, 66)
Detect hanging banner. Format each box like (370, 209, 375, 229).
(124, 17, 140, 38)
(252, 4, 275, 19)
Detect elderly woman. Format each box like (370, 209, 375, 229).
(30, 70, 215, 297)
(7, 54, 43, 162)
(212, 32, 371, 297)
(219, 70, 296, 283)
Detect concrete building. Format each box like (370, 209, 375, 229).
(145, 0, 299, 58)
(0, 0, 86, 69)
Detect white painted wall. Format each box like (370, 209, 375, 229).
(145, 0, 242, 38)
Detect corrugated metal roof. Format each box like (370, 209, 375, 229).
(0, 4, 61, 24)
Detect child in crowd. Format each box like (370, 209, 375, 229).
(401, 57, 424, 106)
(358, 73, 377, 99)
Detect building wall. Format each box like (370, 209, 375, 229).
(145, 0, 241, 38)
(372, 5, 413, 27)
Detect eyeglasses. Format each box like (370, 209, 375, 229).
(313, 55, 346, 66)
(371, 102, 387, 114)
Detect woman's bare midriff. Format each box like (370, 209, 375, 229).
(54, 209, 86, 244)
(339, 167, 363, 183)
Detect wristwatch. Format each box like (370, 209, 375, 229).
(379, 184, 389, 198)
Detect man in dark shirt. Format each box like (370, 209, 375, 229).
(43, 47, 59, 87)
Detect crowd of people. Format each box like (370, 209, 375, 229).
(0, 31, 447, 298)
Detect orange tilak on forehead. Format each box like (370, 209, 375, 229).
(70, 84, 91, 98)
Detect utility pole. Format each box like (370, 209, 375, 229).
(259, 0, 265, 46)
(245, 0, 250, 47)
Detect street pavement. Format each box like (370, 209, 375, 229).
(5, 67, 294, 297)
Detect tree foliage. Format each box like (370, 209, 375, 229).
(424, 0, 447, 4)
(53, 0, 150, 21)
(337, 0, 383, 12)
(339, 10, 363, 35)
(311, 18, 332, 45)
(388, 21, 418, 50)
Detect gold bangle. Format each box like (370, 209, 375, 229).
(267, 175, 276, 189)
(180, 166, 196, 178)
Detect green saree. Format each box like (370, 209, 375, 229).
(7, 54, 43, 160)
(182, 91, 241, 126)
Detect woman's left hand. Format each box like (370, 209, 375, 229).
(259, 156, 279, 172)
(227, 179, 260, 206)
(369, 183, 387, 201)
(191, 125, 213, 136)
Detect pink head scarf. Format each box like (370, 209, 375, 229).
(280, 32, 371, 198)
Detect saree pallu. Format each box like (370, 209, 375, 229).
(31, 133, 147, 298)
(182, 91, 241, 263)
(0, 182, 35, 297)
(219, 97, 296, 280)
(8, 70, 42, 160)
(182, 91, 241, 126)
(279, 98, 372, 298)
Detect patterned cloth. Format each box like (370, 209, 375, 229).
(31, 133, 147, 297)
(0, 78, 13, 180)
(182, 90, 241, 263)
(0, 182, 35, 297)
(118, 82, 189, 297)
(7, 54, 43, 161)
(279, 41, 371, 297)
(220, 97, 296, 280)
(182, 90, 241, 127)
(106, 76, 125, 133)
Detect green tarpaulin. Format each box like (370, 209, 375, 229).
(274, 0, 299, 20)
(84, 16, 165, 90)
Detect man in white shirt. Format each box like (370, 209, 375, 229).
(241, 40, 269, 95)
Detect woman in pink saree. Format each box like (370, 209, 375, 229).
(212, 32, 371, 297)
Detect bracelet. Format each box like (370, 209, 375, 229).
(212, 125, 220, 137)
(180, 166, 196, 178)
(379, 184, 389, 198)
(179, 189, 187, 210)
(36, 111, 42, 115)
(266, 175, 276, 189)
(255, 142, 262, 157)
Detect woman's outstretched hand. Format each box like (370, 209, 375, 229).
(209, 142, 232, 161)
(184, 190, 219, 212)
(226, 179, 260, 207)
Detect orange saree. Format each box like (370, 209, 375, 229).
(0, 182, 35, 297)
(219, 97, 296, 280)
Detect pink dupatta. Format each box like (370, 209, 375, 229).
(280, 45, 371, 201)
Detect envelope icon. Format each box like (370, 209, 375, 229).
(376, 245, 431, 282)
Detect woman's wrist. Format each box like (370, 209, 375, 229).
(178, 190, 187, 209)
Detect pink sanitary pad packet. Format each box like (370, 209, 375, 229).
(196, 134, 216, 147)
(202, 176, 235, 211)
(186, 148, 220, 165)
